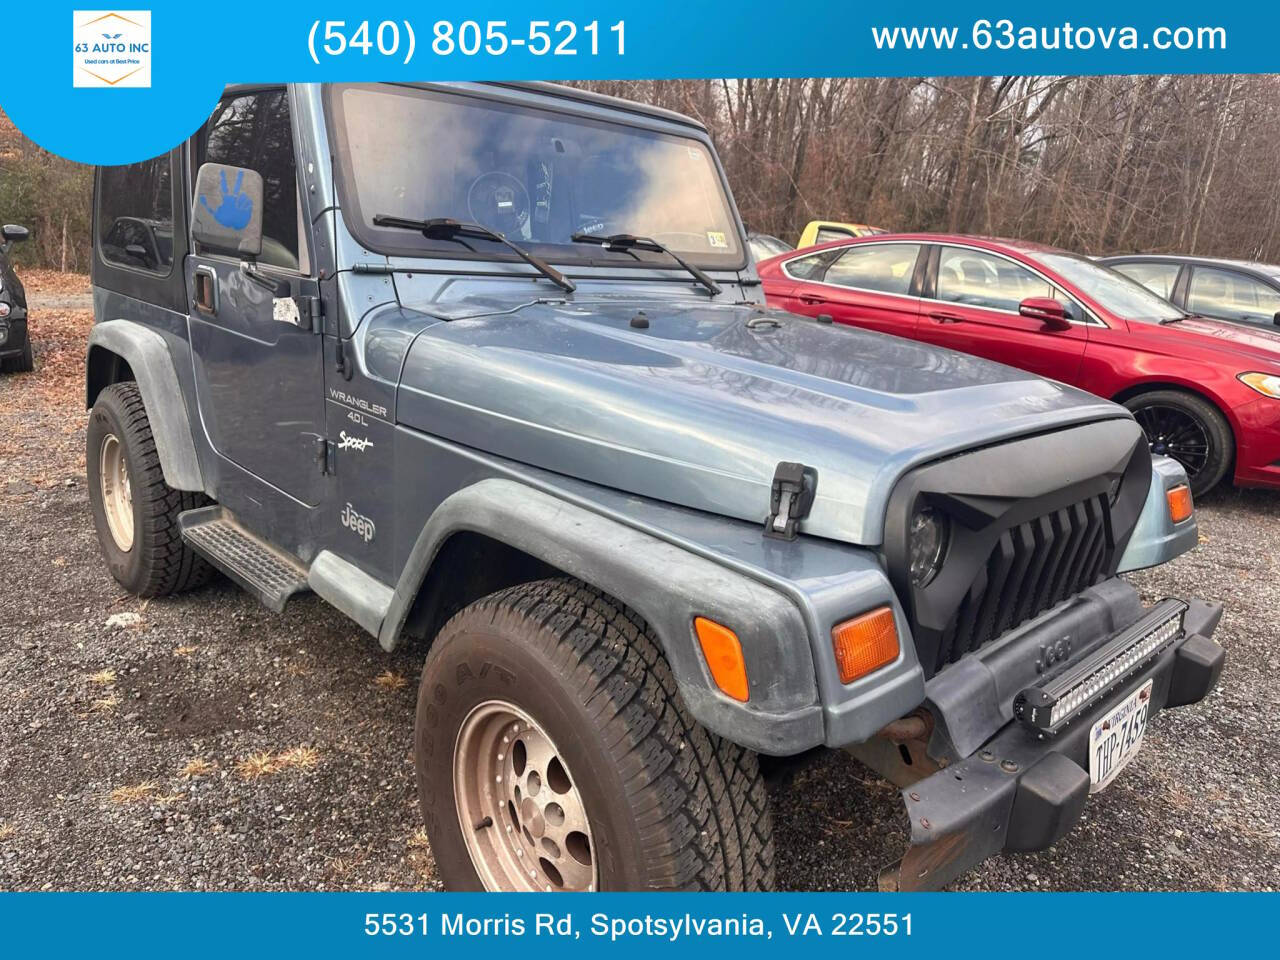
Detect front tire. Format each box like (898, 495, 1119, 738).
(86, 382, 214, 597)
(414, 578, 775, 891)
(1124, 389, 1233, 497)
(0, 336, 33, 373)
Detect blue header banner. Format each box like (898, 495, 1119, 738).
(0, 2, 1267, 164)
(0, 892, 1270, 956)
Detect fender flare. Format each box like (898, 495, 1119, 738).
(381, 478, 825, 755)
(86, 320, 205, 492)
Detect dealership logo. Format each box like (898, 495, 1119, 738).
(73, 11, 152, 88)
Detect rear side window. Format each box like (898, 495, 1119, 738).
(825, 243, 921, 295)
(198, 89, 300, 270)
(1187, 267, 1280, 324)
(815, 226, 853, 245)
(783, 250, 840, 281)
(937, 247, 1054, 312)
(1111, 261, 1181, 300)
(97, 156, 174, 274)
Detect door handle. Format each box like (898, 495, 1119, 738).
(799, 295, 828, 305)
(928, 311, 965, 324)
(193, 266, 218, 315)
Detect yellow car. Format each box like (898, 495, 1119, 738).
(797, 220, 888, 248)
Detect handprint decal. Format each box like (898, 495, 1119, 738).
(199, 169, 254, 231)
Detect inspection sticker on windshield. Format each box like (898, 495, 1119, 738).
(1089, 679, 1153, 792)
(706, 231, 728, 248)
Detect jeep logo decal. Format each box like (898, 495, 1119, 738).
(340, 503, 376, 543)
(1036, 636, 1073, 674)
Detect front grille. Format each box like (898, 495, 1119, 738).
(930, 493, 1115, 675)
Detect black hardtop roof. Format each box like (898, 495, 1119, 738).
(220, 81, 708, 133)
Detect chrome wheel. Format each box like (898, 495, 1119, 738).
(453, 699, 597, 892)
(99, 433, 134, 552)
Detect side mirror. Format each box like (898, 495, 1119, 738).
(191, 163, 263, 259)
(1020, 296, 1073, 332)
(2, 224, 29, 244)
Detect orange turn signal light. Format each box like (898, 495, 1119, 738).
(694, 617, 749, 703)
(832, 607, 900, 684)
(1166, 484, 1194, 525)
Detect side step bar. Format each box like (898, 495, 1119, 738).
(179, 506, 310, 613)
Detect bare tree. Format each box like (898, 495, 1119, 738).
(6, 74, 1280, 271)
(576, 74, 1280, 261)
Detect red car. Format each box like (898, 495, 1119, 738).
(759, 234, 1280, 496)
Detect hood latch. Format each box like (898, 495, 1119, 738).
(764, 461, 817, 541)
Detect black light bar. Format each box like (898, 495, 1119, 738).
(1013, 599, 1187, 736)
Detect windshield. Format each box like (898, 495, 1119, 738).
(327, 83, 744, 269)
(1038, 253, 1184, 323)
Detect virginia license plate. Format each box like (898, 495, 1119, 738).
(1088, 679, 1154, 792)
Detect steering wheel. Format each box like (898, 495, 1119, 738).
(467, 172, 531, 239)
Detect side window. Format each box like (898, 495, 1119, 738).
(815, 226, 853, 245)
(1187, 267, 1280, 324)
(937, 247, 1054, 312)
(1111, 261, 1181, 300)
(783, 250, 839, 281)
(97, 156, 174, 274)
(198, 89, 300, 271)
(824, 244, 921, 296)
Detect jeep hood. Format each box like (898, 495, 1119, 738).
(395, 297, 1130, 545)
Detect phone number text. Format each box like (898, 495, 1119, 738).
(307, 20, 626, 65)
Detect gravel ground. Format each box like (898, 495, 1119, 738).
(1, 297, 1277, 892)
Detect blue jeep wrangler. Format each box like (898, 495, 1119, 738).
(86, 82, 1225, 892)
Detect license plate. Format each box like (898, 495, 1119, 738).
(1088, 679, 1154, 792)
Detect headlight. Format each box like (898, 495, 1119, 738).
(1239, 372, 1280, 399)
(909, 507, 949, 587)
(0, 301, 9, 318)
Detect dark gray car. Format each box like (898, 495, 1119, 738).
(84, 82, 1225, 892)
(1103, 254, 1280, 330)
(0, 224, 32, 373)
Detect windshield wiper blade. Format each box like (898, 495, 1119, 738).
(373, 215, 575, 294)
(570, 232, 722, 296)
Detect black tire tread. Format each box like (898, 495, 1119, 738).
(95, 382, 213, 596)
(1, 337, 34, 373)
(439, 577, 775, 891)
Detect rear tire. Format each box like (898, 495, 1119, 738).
(86, 382, 214, 597)
(1124, 389, 1233, 497)
(414, 577, 775, 891)
(0, 337, 33, 373)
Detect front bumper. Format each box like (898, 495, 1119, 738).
(877, 592, 1224, 891)
(1232, 396, 1280, 489)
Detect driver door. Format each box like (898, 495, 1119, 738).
(916, 246, 1089, 385)
(186, 87, 327, 506)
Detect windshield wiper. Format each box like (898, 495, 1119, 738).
(372, 215, 575, 294)
(570, 232, 722, 296)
